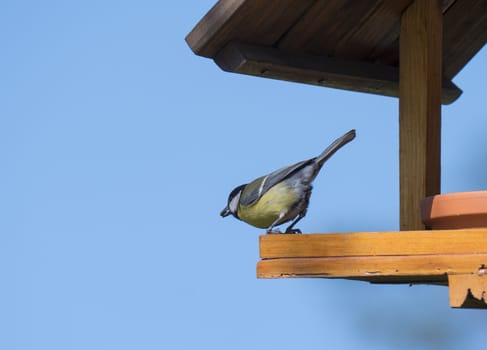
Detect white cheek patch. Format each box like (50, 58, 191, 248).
(229, 191, 241, 213)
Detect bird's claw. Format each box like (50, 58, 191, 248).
(266, 228, 302, 234)
(266, 228, 282, 234)
(285, 228, 302, 234)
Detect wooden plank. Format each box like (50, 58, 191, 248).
(257, 254, 487, 280)
(215, 42, 462, 104)
(332, 0, 413, 60)
(186, 0, 246, 56)
(186, 0, 483, 89)
(259, 229, 487, 259)
(399, 0, 443, 230)
(448, 273, 487, 308)
(278, 0, 382, 56)
(442, 0, 459, 12)
(443, 0, 487, 78)
(368, 0, 458, 66)
(185, 0, 314, 58)
(364, 0, 467, 70)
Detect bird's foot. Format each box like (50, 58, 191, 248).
(284, 228, 302, 234)
(266, 228, 282, 234)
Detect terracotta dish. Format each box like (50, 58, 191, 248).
(421, 191, 487, 229)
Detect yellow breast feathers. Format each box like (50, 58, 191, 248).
(237, 182, 298, 228)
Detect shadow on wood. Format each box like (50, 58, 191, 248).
(257, 229, 487, 308)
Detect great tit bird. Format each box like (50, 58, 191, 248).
(220, 129, 356, 233)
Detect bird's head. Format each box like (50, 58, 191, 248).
(220, 184, 246, 219)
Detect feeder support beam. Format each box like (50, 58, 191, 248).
(399, 0, 443, 230)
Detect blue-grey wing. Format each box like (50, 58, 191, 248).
(239, 159, 314, 206)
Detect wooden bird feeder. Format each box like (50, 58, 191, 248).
(186, 0, 487, 308)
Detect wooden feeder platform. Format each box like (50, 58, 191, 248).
(258, 230, 487, 308)
(186, 0, 487, 309)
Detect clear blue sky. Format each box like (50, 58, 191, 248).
(2, 1, 487, 349)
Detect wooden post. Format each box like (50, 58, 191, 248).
(399, 0, 442, 230)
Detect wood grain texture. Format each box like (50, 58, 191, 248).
(332, 0, 413, 60)
(399, 0, 443, 230)
(258, 230, 487, 307)
(185, 0, 314, 58)
(278, 0, 402, 59)
(187, 0, 485, 87)
(214, 42, 461, 104)
(257, 254, 487, 282)
(448, 274, 487, 308)
(443, 0, 487, 78)
(367, 0, 461, 66)
(259, 229, 487, 259)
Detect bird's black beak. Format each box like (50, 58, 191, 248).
(220, 207, 231, 217)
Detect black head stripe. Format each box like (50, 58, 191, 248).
(228, 184, 246, 203)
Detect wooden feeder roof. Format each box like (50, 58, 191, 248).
(186, 0, 487, 309)
(186, 0, 487, 104)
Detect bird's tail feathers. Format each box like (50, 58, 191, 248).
(315, 129, 356, 168)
